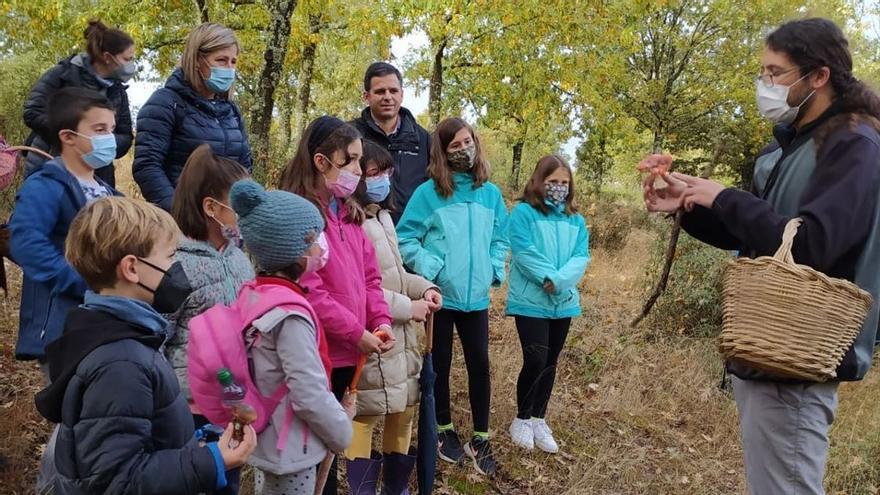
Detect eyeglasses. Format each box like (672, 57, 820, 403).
(756, 66, 800, 88)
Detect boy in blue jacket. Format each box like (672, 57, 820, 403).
(10, 87, 121, 367)
(34, 196, 256, 493)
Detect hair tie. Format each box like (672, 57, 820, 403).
(307, 116, 346, 156)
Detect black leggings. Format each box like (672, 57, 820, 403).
(433, 308, 490, 433)
(322, 366, 356, 495)
(515, 316, 571, 420)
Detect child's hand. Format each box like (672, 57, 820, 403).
(423, 289, 442, 312)
(543, 279, 556, 294)
(375, 325, 396, 353)
(357, 330, 383, 354)
(410, 300, 430, 322)
(342, 390, 357, 419)
(218, 423, 256, 469)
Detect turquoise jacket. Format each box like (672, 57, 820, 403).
(506, 201, 590, 319)
(397, 173, 509, 312)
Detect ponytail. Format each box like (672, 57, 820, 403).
(84, 20, 134, 61)
(834, 74, 880, 126)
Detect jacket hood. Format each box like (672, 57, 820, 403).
(34, 158, 115, 194)
(178, 236, 240, 259)
(67, 53, 122, 89)
(35, 308, 164, 423)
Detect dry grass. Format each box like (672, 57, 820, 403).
(2, 161, 880, 494)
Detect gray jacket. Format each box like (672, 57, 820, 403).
(247, 307, 352, 475)
(164, 238, 255, 401)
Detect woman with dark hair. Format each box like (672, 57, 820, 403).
(506, 155, 589, 454)
(134, 22, 252, 211)
(644, 17, 880, 494)
(396, 117, 509, 477)
(23, 20, 136, 187)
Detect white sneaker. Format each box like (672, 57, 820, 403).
(531, 418, 559, 453)
(509, 418, 534, 450)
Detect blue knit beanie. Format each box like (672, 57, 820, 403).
(229, 179, 325, 273)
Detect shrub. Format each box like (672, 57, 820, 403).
(644, 228, 731, 337)
(585, 192, 654, 252)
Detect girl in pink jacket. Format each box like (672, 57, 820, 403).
(279, 116, 394, 495)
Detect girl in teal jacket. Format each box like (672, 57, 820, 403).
(396, 117, 508, 477)
(506, 155, 589, 455)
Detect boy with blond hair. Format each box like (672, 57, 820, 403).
(34, 196, 256, 494)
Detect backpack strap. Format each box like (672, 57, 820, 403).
(261, 302, 320, 453)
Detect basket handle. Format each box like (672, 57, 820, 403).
(6, 146, 53, 160)
(772, 218, 803, 264)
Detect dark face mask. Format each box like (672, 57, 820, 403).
(137, 258, 193, 314)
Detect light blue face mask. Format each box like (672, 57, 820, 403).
(71, 131, 116, 169)
(206, 66, 236, 93)
(366, 175, 391, 203)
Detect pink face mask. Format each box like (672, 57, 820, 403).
(303, 232, 330, 273)
(327, 169, 360, 199)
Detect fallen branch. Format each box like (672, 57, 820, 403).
(630, 140, 725, 328)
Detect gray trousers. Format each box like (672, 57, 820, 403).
(731, 375, 839, 495)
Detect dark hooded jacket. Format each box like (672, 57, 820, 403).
(35, 307, 220, 494)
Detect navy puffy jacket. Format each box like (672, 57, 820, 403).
(35, 308, 219, 494)
(133, 68, 252, 210)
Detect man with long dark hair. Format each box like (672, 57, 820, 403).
(643, 18, 880, 494)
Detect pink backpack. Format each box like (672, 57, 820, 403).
(188, 279, 323, 448)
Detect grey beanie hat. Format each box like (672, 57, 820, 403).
(229, 179, 325, 273)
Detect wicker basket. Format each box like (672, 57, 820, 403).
(719, 218, 873, 382)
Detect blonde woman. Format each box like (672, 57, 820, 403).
(133, 22, 252, 211)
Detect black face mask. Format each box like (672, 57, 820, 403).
(137, 258, 193, 314)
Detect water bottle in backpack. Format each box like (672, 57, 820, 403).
(217, 368, 256, 444)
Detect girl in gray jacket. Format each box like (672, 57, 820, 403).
(229, 179, 354, 495)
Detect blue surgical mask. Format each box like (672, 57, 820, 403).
(206, 66, 235, 93)
(366, 175, 391, 203)
(71, 131, 116, 169)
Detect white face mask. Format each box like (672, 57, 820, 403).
(755, 73, 815, 125)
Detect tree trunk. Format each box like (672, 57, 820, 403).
(428, 37, 446, 128)
(296, 13, 321, 136)
(596, 134, 608, 191)
(652, 128, 664, 154)
(193, 0, 209, 22)
(511, 140, 524, 190)
(280, 88, 294, 152)
(249, 0, 298, 181)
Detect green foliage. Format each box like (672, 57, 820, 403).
(645, 229, 732, 337)
(0, 0, 876, 195)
